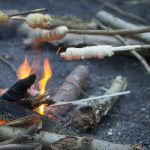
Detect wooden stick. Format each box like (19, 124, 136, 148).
(18, 23, 145, 48)
(96, 10, 150, 43)
(51, 91, 130, 106)
(9, 8, 46, 17)
(0, 125, 133, 150)
(68, 26, 150, 35)
(45, 65, 89, 117)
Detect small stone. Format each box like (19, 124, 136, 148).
(107, 129, 113, 135)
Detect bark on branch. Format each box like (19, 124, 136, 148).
(45, 65, 89, 117)
(0, 125, 133, 150)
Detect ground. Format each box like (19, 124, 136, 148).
(0, 0, 149, 148)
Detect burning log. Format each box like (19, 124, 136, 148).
(0, 124, 133, 150)
(45, 65, 89, 117)
(0, 75, 74, 135)
(95, 10, 150, 43)
(71, 76, 127, 131)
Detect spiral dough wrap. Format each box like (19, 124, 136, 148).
(26, 13, 52, 29)
(35, 26, 68, 42)
(61, 46, 114, 60)
(0, 11, 9, 23)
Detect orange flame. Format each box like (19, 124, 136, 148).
(17, 56, 31, 79)
(38, 58, 52, 115)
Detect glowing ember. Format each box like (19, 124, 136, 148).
(38, 58, 52, 115)
(56, 47, 61, 54)
(0, 120, 7, 125)
(17, 56, 31, 79)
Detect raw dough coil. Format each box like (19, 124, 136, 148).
(35, 26, 68, 42)
(61, 46, 114, 60)
(0, 11, 9, 23)
(26, 13, 52, 29)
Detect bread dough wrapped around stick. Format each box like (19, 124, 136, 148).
(61, 45, 114, 60)
(60, 45, 145, 60)
(35, 26, 68, 42)
(26, 13, 52, 29)
(0, 11, 9, 23)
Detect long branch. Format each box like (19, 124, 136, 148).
(68, 26, 150, 35)
(0, 125, 133, 150)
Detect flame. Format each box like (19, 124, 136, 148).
(17, 56, 31, 79)
(38, 58, 52, 115)
(17, 56, 52, 116)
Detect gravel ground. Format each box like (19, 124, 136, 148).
(0, 0, 149, 149)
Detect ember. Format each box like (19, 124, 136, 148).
(0, 120, 7, 125)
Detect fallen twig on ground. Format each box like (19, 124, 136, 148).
(0, 55, 16, 73)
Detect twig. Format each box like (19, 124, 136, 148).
(0, 55, 16, 73)
(8, 8, 46, 17)
(96, 0, 145, 23)
(96, 20, 150, 74)
(68, 26, 150, 35)
(51, 91, 130, 107)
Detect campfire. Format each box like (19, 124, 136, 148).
(0, 1, 149, 150)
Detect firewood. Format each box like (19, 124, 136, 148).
(0, 125, 134, 150)
(45, 65, 89, 117)
(95, 10, 150, 43)
(0, 143, 41, 150)
(71, 76, 127, 131)
(5, 114, 40, 127)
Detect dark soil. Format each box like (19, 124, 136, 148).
(0, 0, 149, 149)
